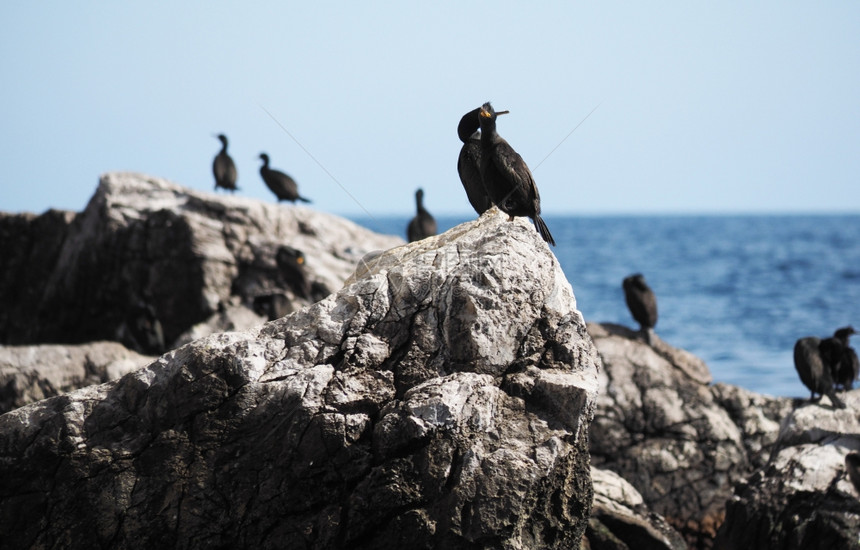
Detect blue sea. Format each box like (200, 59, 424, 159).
(349, 214, 860, 399)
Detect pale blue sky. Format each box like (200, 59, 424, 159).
(2, 2, 859, 216)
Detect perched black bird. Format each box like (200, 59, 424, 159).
(213, 134, 238, 193)
(406, 188, 437, 242)
(821, 326, 858, 391)
(457, 106, 508, 216)
(622, 273, 658, 344)
(477, 102, 555, 246)
(259, 153, 311, 203)
(793, 336, 846, 408)
(276, 245, 312, 299)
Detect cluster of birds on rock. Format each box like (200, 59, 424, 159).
(407, 102, 555, 246)
(793, 326, 858, 409)
(620, 272, 859, 410)
(213, 134, 311, 203)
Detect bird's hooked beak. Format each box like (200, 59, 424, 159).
(497, 110, 510, 116)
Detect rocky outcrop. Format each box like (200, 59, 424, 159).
(0, 341, 154, 414)
(588, 466, 688, 550)
(587, 323, 795, 549)
(715, 391, 860, 549)
(0, 210, 600, 549)
(0, 172, 402, 351)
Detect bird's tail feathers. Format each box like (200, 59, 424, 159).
(298, 196, 312, 203)
(534, 215, 556, 246)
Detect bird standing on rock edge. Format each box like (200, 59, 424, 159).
(259, 153, 311, 203)
(820, 326, 858, 391)
(457, 106, 508, 216)
(477, 102, 555, 246)
(213, 134, 238, 193)
(407, 188, 437, 242)
(793, 335, 847, 409)
(622, 273, 658, 344)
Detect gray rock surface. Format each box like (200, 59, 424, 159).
(587, 466, 688, 550)
(0, 210, 600, 549)
(587, 322, 795, 549)
(0, 341, 154, 414)
(0, 172, 402, 350)
(715, 390, 860, 549)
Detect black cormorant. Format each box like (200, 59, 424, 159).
(793, 336, 846, 408)
(407, 188, 437, 242)
(457, 106, 508, 216)
(623, 273, 658, 344)
(477, 102, 555, 246)
(821, 326, 858, 391)
(213, 134, 238, 193)
(259, 153, 311, 203)
(276, 245, 311, 299)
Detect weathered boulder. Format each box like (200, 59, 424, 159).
(587, 466, 688, 550)
(0, 210, 600, 549)
(587, 323, 795, 549)
(0, 341, 153, 414)
(715, 391, 860, 549)
(0, 172, 402, 351)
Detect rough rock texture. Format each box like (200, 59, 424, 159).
(587, 323, 795, 549)
(0, 210, 600, 549)
(587, 467, 688, 550)
(0, 342, 154, 414)
(715, 391, 860, 549)
(0, 172, 402, 350)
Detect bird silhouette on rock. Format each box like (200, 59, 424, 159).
(406, 188, 437, 242)
(259, 153, 311, 203)
(213, 134, 238, 193)
(477, 102, 555, 246)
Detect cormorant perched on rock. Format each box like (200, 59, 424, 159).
(407, 188, 437, 242)
(821, 326, 858, 391)
(275, 245, 331, 302)
(477, 102, 555, 246)
(793, 336, 847, 408)
(259, 153, 311, 203)
(457, 106, 508, 216)
(213, 134, 238, 193)
(276, 245, 311, 299)
(622, 273, 658, 344)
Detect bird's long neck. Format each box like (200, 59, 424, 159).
(416, 194, 424, 212)
(479, 118, 498, 145)
(220, 141, 229, 154)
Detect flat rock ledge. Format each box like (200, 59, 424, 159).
(0, 341, 154, 415)
(0, 210, 600, 549)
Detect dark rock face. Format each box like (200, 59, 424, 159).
(715, 392, 860, 550)
(0, 211, 600, 549)
(0, 209, 76, 343)
(0, 173, 402, 351)
(587, 323, 794, 549)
